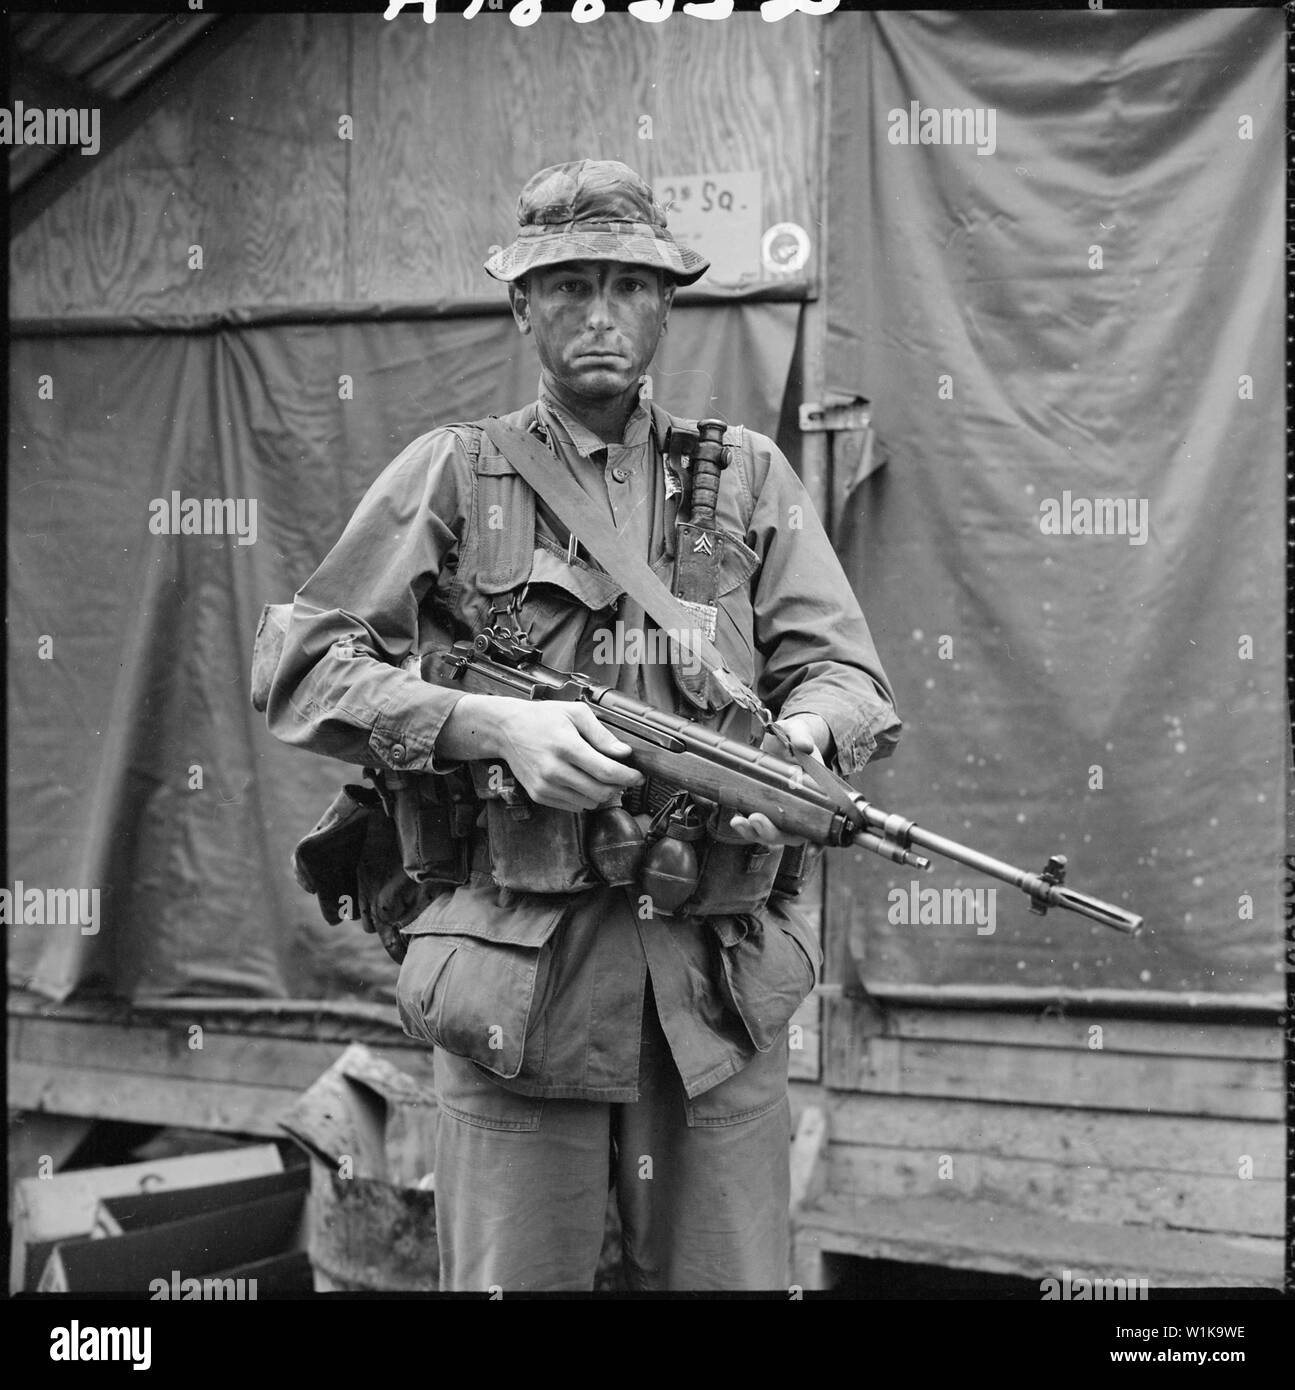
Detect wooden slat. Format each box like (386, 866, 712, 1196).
(788, 1105, 829, 1215)
(825, 1020, 1281, 1120)
(876, 1007, 1282, 1060)
(828, 1146, 1282, 1238)
(792, 1194, 1283, 1292)
(11, 1063, 296, 1137)
(9, 1014, 437, 1095)
(826, 1092, 1282, 1178)
(787, 993, 821, 1082)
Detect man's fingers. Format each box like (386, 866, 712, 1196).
(561, 706, 644, 787)
(729, 812, 808, 847)
(566, 705, 639, 760)
(503, 703, 644, 809)
(762, 718, 826, 765)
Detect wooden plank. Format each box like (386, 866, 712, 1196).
(787, 1079, 828, 1139)
(10, 1062, 298, 1138)
(866, 984, 1283, 1015)
(9, 992, 399, 1028)
(787, 992, 821, 1083)
(828, 1031, 1282, 1120)
(788, 1105, 829, 1215)
(828, 1146, 1283, 1239)
(878, 1008, 1282, 1060)
(9, 1014, 437, 1094)
(826, 1092, 1282, 1178)
(792, 1194, 1283, 1291)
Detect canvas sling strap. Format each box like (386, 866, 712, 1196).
(479, 416, 863, 827)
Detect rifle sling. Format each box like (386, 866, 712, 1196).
(479, 416, 864, 826)
(480, 416, 762, 717)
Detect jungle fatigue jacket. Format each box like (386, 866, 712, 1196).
(267, 393, 901, 1111)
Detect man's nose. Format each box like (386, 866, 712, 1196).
(585, 288, 615, 329)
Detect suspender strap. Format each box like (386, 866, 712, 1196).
(478, 416, 767, 723)
(478, 415, 866, 824)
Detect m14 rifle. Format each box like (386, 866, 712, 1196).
(428, 628, 1144, 936)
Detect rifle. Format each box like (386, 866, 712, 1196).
(427, 627, 1144, 937)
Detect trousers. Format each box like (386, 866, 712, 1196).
(432, 982, 792, 1292)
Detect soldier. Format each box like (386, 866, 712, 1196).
(267, 159, 900, 1291)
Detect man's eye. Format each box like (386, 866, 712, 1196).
(557, 280, 588, 294)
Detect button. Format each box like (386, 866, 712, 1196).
(391, 743, 406, 764)
(611, 466, 630, 483)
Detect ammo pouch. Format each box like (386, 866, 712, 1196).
(672, 803, 785, 918)
(469, 760, 598, 895)
(380, 766, 477, 886)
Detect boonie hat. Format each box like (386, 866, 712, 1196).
(485, 159, 710, 286)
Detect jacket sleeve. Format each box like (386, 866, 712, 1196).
(741, 429, 902, 775)
(265, 428, 473, 774)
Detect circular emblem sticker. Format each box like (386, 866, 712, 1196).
(761, 222, 811, 275)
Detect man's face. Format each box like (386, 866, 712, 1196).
(510, 260, 673, 406)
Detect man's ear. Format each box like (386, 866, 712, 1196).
(509, 280, 531, 335)
(661, 277, 676, 332)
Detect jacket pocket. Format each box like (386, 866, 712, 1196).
(710, 896, 820, 1053)
(395, 882, 567, 1080)
(521, 542, 622, 677)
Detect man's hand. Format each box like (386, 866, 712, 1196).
(728, 714, 831, 847)
(437, 693, 643, 812)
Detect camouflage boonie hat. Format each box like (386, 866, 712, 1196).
(485, 159, 710, 286)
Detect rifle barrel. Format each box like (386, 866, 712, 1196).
(430, 642, 1143, 935)
(857, 808, 1143, 936)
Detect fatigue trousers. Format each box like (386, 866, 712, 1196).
(432, 983, 792, 1293)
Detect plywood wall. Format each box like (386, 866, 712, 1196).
(12, 12, 822, 319)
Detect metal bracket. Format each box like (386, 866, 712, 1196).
(799, 394, 871, 433)
(1028, 854, 1068, 916)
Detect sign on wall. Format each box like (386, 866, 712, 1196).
(653, 171, 763, 288)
